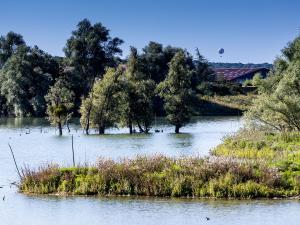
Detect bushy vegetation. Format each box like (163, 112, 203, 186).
(212, 130, 300, 195)
(246, 36, 300, 132)
(20, 154, 296, 198)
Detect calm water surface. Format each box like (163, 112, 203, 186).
(0, 117, 299, 225)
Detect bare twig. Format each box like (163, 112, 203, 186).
(8, 143, 22, 180)
(72, 135, 75, 167)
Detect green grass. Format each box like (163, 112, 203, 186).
(212, 131, 300, 161)
(203, 94, 255, 112)
(196, 94, 256, 116)
(212, 130, 300, 196)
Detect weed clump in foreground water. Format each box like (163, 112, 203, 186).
(19, 154, 297, 199)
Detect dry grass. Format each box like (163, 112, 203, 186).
(203, 94, 255, 112)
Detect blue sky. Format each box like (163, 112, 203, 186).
(1, 0, 300, 63)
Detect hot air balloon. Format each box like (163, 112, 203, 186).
(218, 48, 224, 55)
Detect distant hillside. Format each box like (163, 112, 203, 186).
(209, 62, 273, 69)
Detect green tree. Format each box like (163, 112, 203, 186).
(140, 42, 167, 83)
(0, 31, 25, 68)
(282, 36, 300, 62)
(246, 62, 300, 131)
(64, 19, 123, 133)
(139, 42, 196, 116)
(192, 48, 214, 89)
(157, 50, 195, 133)
(45, 79, 74, 136)
(251, 73, 263, 86)
(0, 45, 59, 116)
(139, 42, 172, 116)
(120, 47, 155, 134)
(246, 36, 300, 131)
(80, 67, 123, 134)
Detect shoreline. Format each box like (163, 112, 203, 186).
(20, 190, 300, 200)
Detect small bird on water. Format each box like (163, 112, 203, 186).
(205, 217, 210, 221)
(2, 196, 5, 201)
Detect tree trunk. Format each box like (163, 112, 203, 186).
(84, 77, 96, 135)
(137, 121, 145, 133)
(85, 114, 90, 135)
(129, 123, 133, 134)
(99, 126, 105, 135)
(175, 125, 180, 134)
(66, 120, 70, 133)
(58, 122, 63, 136)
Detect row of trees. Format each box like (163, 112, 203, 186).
(78, 48, 199, 135)
(0, 18, 240, 135)
(0, 19, 124, 118)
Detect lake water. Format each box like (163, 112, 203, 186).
(0, 117, 299, 225)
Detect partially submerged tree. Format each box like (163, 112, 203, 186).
(157, 50, 195, 133)
(246, 36, 300, 131)
(80, 67, 123, 134)
(120, 47, 155, 134)
(64, 18, 123, 133)
(45, 80, 74, 135)
(140, 42, 184, 116)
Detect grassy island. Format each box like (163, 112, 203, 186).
(19, 132, 300, 199)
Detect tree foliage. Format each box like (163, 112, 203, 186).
(157, 50, 195, 133)
(45, 79, 74, 135)
(0, 31, 25, 68)
(246, 36, 300, 131)
(80, 67, 124, 134)
(120, 47, 156, 133)
(0, 45, 59, 116)
(64, 18, 123, 99)
(140, 41, 169, 83)
(192, 48, 214, 85)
